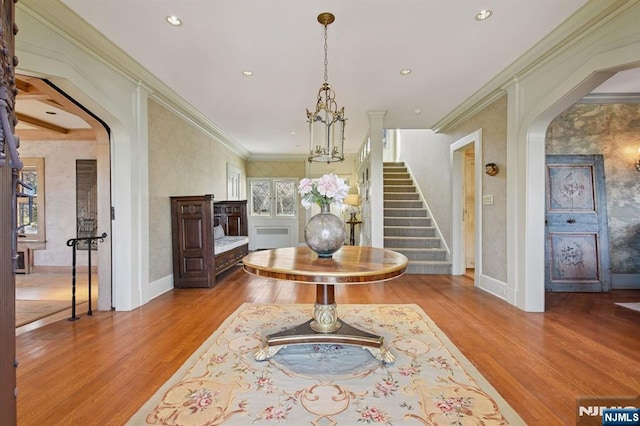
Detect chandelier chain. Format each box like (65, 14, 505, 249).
(323, 24, 329, 84)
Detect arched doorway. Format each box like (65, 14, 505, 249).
(15, 74, 112, 329)
(509, 37, 640, 311)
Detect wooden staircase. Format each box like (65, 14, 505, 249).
(383, 162, 451, 274)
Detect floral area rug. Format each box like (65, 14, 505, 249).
(128, 304, 523, 425)
(616, 302, 640, 313)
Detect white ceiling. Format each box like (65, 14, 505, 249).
(16, 99, 91, 130)
(592, 68, 640, 93)
(55, 0, 597, 157)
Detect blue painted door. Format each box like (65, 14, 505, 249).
(545, 155, 611, 292)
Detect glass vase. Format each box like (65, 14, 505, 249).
(304, 204, 346, 258)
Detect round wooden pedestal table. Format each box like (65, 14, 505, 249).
(242, 246, 408, 363)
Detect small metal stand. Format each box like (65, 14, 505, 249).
(346, 219, 361, 246)
(66, 232, 107, 321)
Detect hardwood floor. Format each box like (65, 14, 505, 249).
(15, 271, 98, 335)
(15, 267, 640, 425)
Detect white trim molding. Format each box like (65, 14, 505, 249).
(450, 129, 482, 277)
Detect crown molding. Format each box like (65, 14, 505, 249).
(247, 151, 362, 161)
(247, 153, 309, 161)
(578, 93, 640, 104)
(432, 0, 639, 133)
(16, 0, 250, 159)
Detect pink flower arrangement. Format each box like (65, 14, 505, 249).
(298, 173, 350, 209)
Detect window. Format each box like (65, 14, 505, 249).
(17, 157, 46, 248)
(249, 179, 297, 217)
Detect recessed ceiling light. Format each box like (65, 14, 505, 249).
(289, 131, 296, 135)
(400, 68, 412, 76)
(414, 109, 422, 115)
(475, 10, 492, 21)
(242, 70, 254, 77)
(166, 15, 182, 26)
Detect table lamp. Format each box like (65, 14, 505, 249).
(343, 194, 360, 222)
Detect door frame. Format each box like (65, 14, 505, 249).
(450, 129, 483, 280)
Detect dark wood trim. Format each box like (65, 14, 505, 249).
(1, 0, 17, 423)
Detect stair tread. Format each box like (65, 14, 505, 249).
(384, 225, 435, 229)
(384, 219, 431, 221)
(385, 247, 447, 251)
(384, 236, 439, 239)
(384, 162, 450, 274)
(384, 215, 431, 218)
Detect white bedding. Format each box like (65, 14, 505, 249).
(214, 236, 249, 255)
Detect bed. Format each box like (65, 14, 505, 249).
(170, 196, 248, 288)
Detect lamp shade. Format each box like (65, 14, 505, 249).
(344, 194, 360, 206)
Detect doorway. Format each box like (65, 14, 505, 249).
(451, 129, 482, 280)
(15, 75, 112, 331)
(464, 147, 476, 275)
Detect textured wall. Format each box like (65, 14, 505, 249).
(19, 140, 97, 266)
(246, 160, 305, 178)
(546, 103, 640, 274)
(148, 99, 247, 282)
(397, 130, 453, 245)
(246, 158, 360, 245)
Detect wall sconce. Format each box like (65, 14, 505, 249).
(635, 148, 640, 171)
(485, 163, 499, 176)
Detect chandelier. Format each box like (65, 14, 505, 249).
(307, 12, 346, 163)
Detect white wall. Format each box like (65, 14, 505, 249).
(16, 1, 249, 310)
(18, 4, 151, 311)
(505, 2, 640, 311)
(397, 129, 453, 246)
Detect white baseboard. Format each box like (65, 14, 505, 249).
(612, 274, 640, 289)
(477, 274, 515, 305)
(144, 274, 173, 303)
